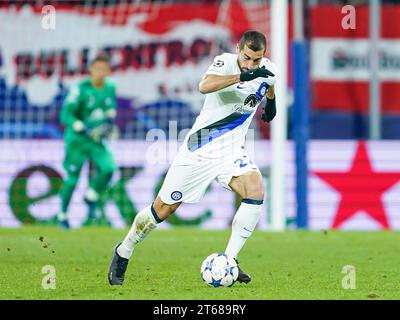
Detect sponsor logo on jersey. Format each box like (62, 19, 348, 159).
(244, 94, 258, 108)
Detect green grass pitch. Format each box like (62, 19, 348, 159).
(0, 226, 399, 300)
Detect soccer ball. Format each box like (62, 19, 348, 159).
(200, 253, 239, 287)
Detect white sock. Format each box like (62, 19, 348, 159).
(225, 199, 262, 259)
(117, 205, 161, 259)
(85, 188, 99, 202)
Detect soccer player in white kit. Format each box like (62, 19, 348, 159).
(108, 31, 277, 285)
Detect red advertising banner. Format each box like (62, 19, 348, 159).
(310, 5, 400, 113)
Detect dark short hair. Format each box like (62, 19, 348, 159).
(239, 30, 267, 53)
(90, 52, 110, 66)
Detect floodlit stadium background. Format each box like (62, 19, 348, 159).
(1, 0, 400, 230)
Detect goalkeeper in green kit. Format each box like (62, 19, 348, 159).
(58, 53, 118, 229)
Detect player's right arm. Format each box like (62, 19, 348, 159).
(199, 54, 275, 94)
(199, 74, 241, 94)
(198, 54, 236, 94)
(60, 85, 85, 133)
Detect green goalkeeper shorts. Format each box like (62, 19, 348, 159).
(63, 136, 117, 176)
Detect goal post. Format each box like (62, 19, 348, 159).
(270, 0, 288, 231)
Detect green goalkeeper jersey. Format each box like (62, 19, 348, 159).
(61, 77, 117, 143)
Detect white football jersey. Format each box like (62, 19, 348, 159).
(181, 52, 277, 159)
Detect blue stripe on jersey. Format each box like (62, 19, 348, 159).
(187, 112, 251, 152)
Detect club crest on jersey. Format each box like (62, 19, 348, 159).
(171, 191, 183, 201)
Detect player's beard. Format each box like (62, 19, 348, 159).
(237, 59, 249, 73)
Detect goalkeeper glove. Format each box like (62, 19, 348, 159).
(72, 120, 85, 133)
(102, 118, 115, 139)
(72, 119, 113, 142)
(87, 126, 103, 143)
(240, 66, 275, 82)
(87, 119, 115, 143)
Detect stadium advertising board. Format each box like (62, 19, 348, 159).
(311, 5, 400, 112)
(1, 140, 400, 230)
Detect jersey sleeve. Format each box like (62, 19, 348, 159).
(204, 53, 232, 76)
(262, 59, 278, 87)
(105, 79, 117, 119)
(60, 84, 82, 128)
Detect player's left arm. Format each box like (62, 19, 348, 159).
(261, 60, 277, 123)
(102, 81, 118, 139)
(262, 85, 276, 123)
(105, 80, 117, 121)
